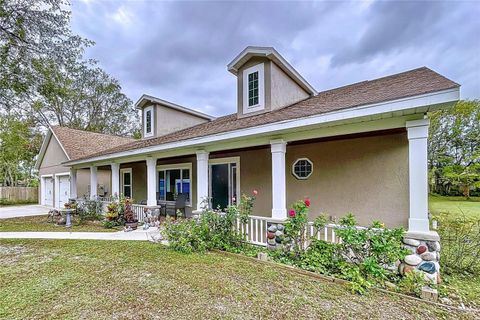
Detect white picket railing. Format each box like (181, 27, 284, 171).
(235, 215, 343, 247)
(131, 204, 147, 223)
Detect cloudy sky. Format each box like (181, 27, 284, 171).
(71, 0, 480, 117)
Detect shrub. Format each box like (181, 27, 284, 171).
(397, 271, 428, 298)
(435, 212, 480, 275)
(77, 199, 103, 222)
(298, 240, 342, 275)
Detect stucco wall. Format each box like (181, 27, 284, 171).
(121, 162, 147, 203)
(285, 133, 409, 228)
(270, 62, 309, 111)
(76, 169, 111, 198)
(155, 105, 208, 137)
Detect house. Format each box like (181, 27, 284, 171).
(37, 46, 460, 241)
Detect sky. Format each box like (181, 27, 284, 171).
(71, 0, 480, 117)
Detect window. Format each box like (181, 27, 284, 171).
(209, 157, 240, 210)
(248, 71, 259, 106)
(120, 168, 132, 198)
(143, 105, 154, 137)
(158, 166, 191, 203)
(292, 158, 313, 180)
(242, 64, 264, 114)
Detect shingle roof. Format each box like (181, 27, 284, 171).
(51, 126, 135, 160)
(71, 67, 459, 162)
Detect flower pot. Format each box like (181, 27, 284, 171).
(125, 221, 138, 230)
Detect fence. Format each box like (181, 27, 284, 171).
(0, 187, 38, 203)
(235, 215, 342, 247)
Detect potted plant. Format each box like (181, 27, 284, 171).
(124, 198, 138, 230)
(106, 202, 119, 221)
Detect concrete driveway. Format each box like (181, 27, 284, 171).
(0, 205, 50, 219)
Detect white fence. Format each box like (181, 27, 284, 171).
(131, 204, 148, 223)
(235, 215, 342, 247)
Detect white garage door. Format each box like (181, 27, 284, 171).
(57, 176, 70, 208)
(44, 177, 54, 206)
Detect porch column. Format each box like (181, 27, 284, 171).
(111, 163, 120, 198)
(69, 168, 77, 199)
(196, 150, 209, 211)
(90, 166, 97, 200)
(406, 119, 430, 233)
(271, 139, 287, 219)
(146, 157, 157, 206)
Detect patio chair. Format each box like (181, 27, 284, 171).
(165, 193, 187, 218)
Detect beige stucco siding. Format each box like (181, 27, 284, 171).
(270, 62, 309, 110)
(285, 133, 409, 228)
(120, 162, 147, 203)
(155, 105, 208, 137)
(75, 168, 111, 198)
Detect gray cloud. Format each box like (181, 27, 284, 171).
(71, 0, 480, 116)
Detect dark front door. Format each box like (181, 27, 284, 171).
(211, 164, 229, 210)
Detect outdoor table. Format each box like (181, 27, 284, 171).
(60, 208, 75, 228)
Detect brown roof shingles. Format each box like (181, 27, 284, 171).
(51, 126, 135, 160)
(71, 67, 459, 162)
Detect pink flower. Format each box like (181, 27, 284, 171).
(253, 189, 258, 196)
(304, 198, 311, 207)
(288, 209, 296, 217)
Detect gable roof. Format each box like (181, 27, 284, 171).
(67, 66, 459, 164)
(134, 94, 215, 120)
(227, 46, 317, 95)
(35, 126, 135, 169)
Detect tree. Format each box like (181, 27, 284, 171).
(428, 100, 480, 197)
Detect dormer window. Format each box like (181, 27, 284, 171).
(144, 105, 154, 138)
(242, 63, 264, 114)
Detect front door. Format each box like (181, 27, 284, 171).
(210, 162, 238, 210)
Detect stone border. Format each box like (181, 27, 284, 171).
(212, 249, 480, 314)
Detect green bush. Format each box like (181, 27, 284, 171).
(298, 240, 343, 275)
(397, 271, 428, 298)
(77, 199, 103, 222)
(163, 218, 208, 254)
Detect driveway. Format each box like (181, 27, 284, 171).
(0, 205, 50, 219)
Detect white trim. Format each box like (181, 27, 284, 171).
(54, 172, 70, 209)
(227, 46, 317, 95)
(292, 157, 313, 180)
(120, 168, 133, 199)
(135, 94, 215, 120)
(196, 151, 209, 210)
(243, 64, 265, 114)
(65, 88, 459, 166)
(271, 140, 287, 219)
(143, 105, 154, 138)
(208, 156, 241, 209)
(157, 162, 193, 171)
(157, 163, 193, 206)
(40, 174, 54, 206)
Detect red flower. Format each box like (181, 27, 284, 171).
(304, 198, 311, 207)
(253, 189, 258, 196)
(288, 209, 296, 217)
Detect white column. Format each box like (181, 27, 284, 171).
(271, 139, 287, 219)
(90, 166, 97, 200)
(69, 168, 77, 199)
(196, 150, 209, 211)
(146, 157, 157, 206)
(406, 119, 430, 233)
(111, 163, 120, 198)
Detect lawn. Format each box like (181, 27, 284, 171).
(0, 215, 118, 232)
(0, 240, 477, 320)
(429, 195, 480, 219)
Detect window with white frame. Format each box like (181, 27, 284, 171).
(158, 165, 191, 204)
(144, 105, 154, 137)
(292, 158, 313, 180)
(242, 63, 264, 114)
(120, 168, 132, 198)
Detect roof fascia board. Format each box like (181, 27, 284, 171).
(65, 87, 459, 166)
(134, 94, 215, 120)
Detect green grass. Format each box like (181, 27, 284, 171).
(429, 195, 480, 219)
(0, 239, 476, 320)
(0, 215, 118, 232)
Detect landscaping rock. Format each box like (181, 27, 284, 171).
(275, 230, 283, 237)
(421, 286, 438, 302)
(267, 238, 276, 245)
(267, 232, 275, 239)
(403, 238, 420, 246)
(423, 272, 438, 284)
(257, 252, 268, 261)
(426, 240, 440, 252)
(416, 245, 428, 255)
(420, 252, 436, 261)
(275, 236, 282, 244)
(277, 224, 284, 231)
(267, 225, 277, 233)
(418, 262, 436, 274)
(403, 264, 415, 274)
(402, 244, 417, 254)
(404, 254, 422, 266)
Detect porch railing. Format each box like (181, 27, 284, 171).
(131, 204, 147, 223)
(235, 215, 343, 247)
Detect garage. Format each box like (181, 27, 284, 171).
(56, 174, 70, 208)
(43, 177, 54, 207)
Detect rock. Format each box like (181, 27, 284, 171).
(404, 254, 422, 266)
(440, 297, 453, 305)
(426, 240, 440, 252)
(418, 262, 437, 274)
(398, 263, 405, 275)
(267, 238, 276, 245)
(275, 230, 283, 237)
(423, 272, 438, 283)
(403, 238, 420, 246)
(420, 252, 436, 261)
(385, 281, 397, 290)
(267, 225, 277, 233)
(403, 244, 417, 254)
(277, 224, 285, 231)
(267, 232, 275, 239)
(257, 252, 268, 261)
(416, 245, 428, 254)
(403, 264, 415, 274)
(275, 236, 283, 244)
(421, 286, 438, 302)
(267, 245, 276, 251)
